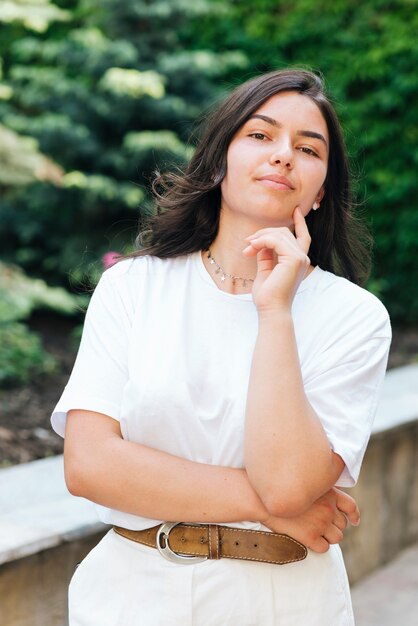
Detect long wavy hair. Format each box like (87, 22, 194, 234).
(129, 69, 371, 285)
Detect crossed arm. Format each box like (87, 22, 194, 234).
(65, 409, 358, 553)
(64, 211, 361, 552)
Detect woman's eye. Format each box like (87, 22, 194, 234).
(299, 146, 319, 157)
(249, 132, 268, 141)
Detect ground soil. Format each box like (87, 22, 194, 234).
(0, 314, 78, 468)
(0, 315, 417, 468)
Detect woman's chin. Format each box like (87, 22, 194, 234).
(221, 202, 296, 230)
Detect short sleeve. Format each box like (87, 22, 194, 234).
(51, 267, 132, 437)
(304, 302, 391, 487)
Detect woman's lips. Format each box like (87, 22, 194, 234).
(256, 174, 295, 191)
(256, 178, 294, 191)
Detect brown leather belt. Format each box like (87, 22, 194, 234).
(113, 522, 307, 565)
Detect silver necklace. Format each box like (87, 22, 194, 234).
(206, 249, 255, 287)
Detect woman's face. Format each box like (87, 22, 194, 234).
(220, 91, 329, 228)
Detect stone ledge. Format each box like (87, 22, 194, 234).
(0, 455, 106, 566)
(352, 542, 418, 626)
(340, 365, 418, 582)
(372, 363, 418, 434)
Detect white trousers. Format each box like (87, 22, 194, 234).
(69, 529, 355, 626)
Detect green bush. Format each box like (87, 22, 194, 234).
(0, 262, 83, 388)
(0, 322, 56, 387)
(0, 261, 82, 322)
(0, 0, 246, 288)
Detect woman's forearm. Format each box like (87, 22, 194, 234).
(65, 410, 268, 524)
(244, 310, 344, 517)
(64, 410, 357, 552)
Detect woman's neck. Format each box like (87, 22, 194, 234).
(202, 212, 261, 295)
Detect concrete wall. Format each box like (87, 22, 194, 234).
(342, 420, 418, 583)
(0, 531, 106, 626)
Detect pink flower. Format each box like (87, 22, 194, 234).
(102, 251, 120, 269)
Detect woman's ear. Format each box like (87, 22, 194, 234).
(312, 186, 325, 211)
(317, 186, 325, 204)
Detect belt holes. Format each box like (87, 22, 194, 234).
(181, 536, 186, 543)
(254, 543, 258, 548)
(200, 537, 205, 544)
(235, 541, 239, 546)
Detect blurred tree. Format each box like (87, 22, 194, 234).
(0, 0, 248, 286)
(0, 0, 70, 32)
(0, 6, 64, 186)
(0, 123, 63, 186)
(0, 260, 81, 387)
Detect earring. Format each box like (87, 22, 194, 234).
(312, 201, 320, 211)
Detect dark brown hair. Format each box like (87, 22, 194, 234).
(130, 68, 371, 285)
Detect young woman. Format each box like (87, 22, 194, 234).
(52, 69, 391, 625)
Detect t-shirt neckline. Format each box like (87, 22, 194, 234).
(193, 250, 320, 301)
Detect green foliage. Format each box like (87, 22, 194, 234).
(0, 4, 67, 262)
(0, 261, 81, 323)
(0, 0, 248, 287)
(99, 68, 166, 99)
(0, 123, 63, 186)
(0, 262, 83, 388)
(0, 0, 70, 33)
(0, 322, 56, 387)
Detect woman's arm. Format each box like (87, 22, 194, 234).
(65, 409, 266, 523)
(244, 309, 345, 516)
(243, 210, 346, 517)
(64, 409, 359, 552)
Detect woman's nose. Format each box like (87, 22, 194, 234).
(269, 142, 293, 168)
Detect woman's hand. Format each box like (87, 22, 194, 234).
(242, 207, 311, 313)
(261, 487, 360, 553)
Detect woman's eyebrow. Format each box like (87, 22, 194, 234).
(248, 114, 328, 148)
(298, 129, 328, 148)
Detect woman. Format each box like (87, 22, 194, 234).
(52, 69, 391, 625)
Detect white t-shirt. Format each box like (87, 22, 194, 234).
(51, 251, 391, 531)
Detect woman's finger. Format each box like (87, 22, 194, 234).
(242, 243, 257, 256)
(310, 536, 330, 554)
(335, 489, 361, 526)
(333, 510, 349, 532)
(293, 207, 311, 254)
(243, 233, 304, 257)
(322, 524, 345, 545)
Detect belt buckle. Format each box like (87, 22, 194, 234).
(156, 522, 207, 564)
